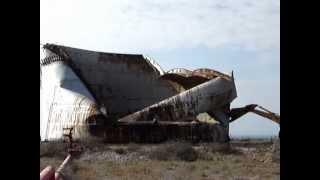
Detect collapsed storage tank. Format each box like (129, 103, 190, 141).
(40, 43, 238, 143)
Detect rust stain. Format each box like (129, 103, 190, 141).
(41, 43, 279, 143)
(192, 68, 231, 80)
(160, 68, 232, 90)
(103, 122, 229, 143)
(98, 53, 159, 74)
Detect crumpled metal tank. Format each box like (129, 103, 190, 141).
(40, 48, 102, 141)
(40, 44, 237, 142)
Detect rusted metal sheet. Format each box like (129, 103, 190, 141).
(166, 68, 231, 80)
(208, 104, 231, 132)
(160, 73, 209, 90)
(160, 68, 232, 90)
(167, 68, 193, 77)
(118, 75, 237, 123)
(103, 122, 229, 143)
(251, 108, 280, 124)
(230, 104, 280, 124)
(41, 43, 281, 143)
(43, 44, 179, 119)
(192, 68, 231, 80)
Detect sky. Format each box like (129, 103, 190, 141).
(40, 0, 280, 138)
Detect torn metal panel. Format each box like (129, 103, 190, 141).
(167, 68, 193, 77)
(166, 68, 231, 80)
(208, 104, 231, 131)
(160, 73, 209, 90)
(160, 68, 232, 90)
(143, 55, 165, 76)
(44, 44, 179, 119)
(192, 68, 231, 80)
(40, 43, 279, 142)
(118, 75, 237, 123)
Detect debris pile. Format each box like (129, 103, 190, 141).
(40, 44, 280, 143)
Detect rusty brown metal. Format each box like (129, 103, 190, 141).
(41, 43, 278, 143)
(230, 104, 280, 124)
(44, 44, 179, 119)
(160, 73, 209, 90)
(251, 108, 280, 124)
(229, 104, 258, 122)
(192, 68, 231, 80)
(160, 68, 231, 90)
(103, 122, 229, 143)
(40, 43, 238, 143)
(167, 68, 193, 77)
(118, 75, 237, 123)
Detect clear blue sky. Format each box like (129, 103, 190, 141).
(41, 0, 280, 138)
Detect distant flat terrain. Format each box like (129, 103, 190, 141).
(40, 139, 280, 180)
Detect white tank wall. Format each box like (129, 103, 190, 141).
(40, 50, 100, 141)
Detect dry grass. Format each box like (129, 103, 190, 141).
(114, 148, 127, 155)
(40, 141, 67, 158)
(127, 143, 141, 152)
(148, 141, 198, 161)
(40, 139, 280, 180)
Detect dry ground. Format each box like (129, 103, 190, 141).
(40, 139, 280, 180)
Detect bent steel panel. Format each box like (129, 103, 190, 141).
(44, 44, 179, 119)
(118, 76, 237, 123)
(161, 68, 232, 90)
(40, 43, 240, 142)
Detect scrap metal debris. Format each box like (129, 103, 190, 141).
(230, 105, 280, 124)
(40, 43, 280, 143)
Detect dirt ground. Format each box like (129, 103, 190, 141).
(40, 139, 280, 180)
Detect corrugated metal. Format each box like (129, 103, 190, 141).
(40, 49, 101, 141)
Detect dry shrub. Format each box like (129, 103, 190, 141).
(60, 163, 76, 180)
(62, 160, 97, 180)
(148, 144, 174, 161)
(40, 141, 67, 158)
(197, 150, 214, 161)
(175, 143, 198, 161)
(232, 177, 251, 180)
(80, 137, 107, 152)
(271, 138, 280, 162)
(114, 148, 126, 155)
(127, 143, 140, 152)
(197, 143, 242, 160)
(149, 141, 198, 161)
(210, 143, 241, 155)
